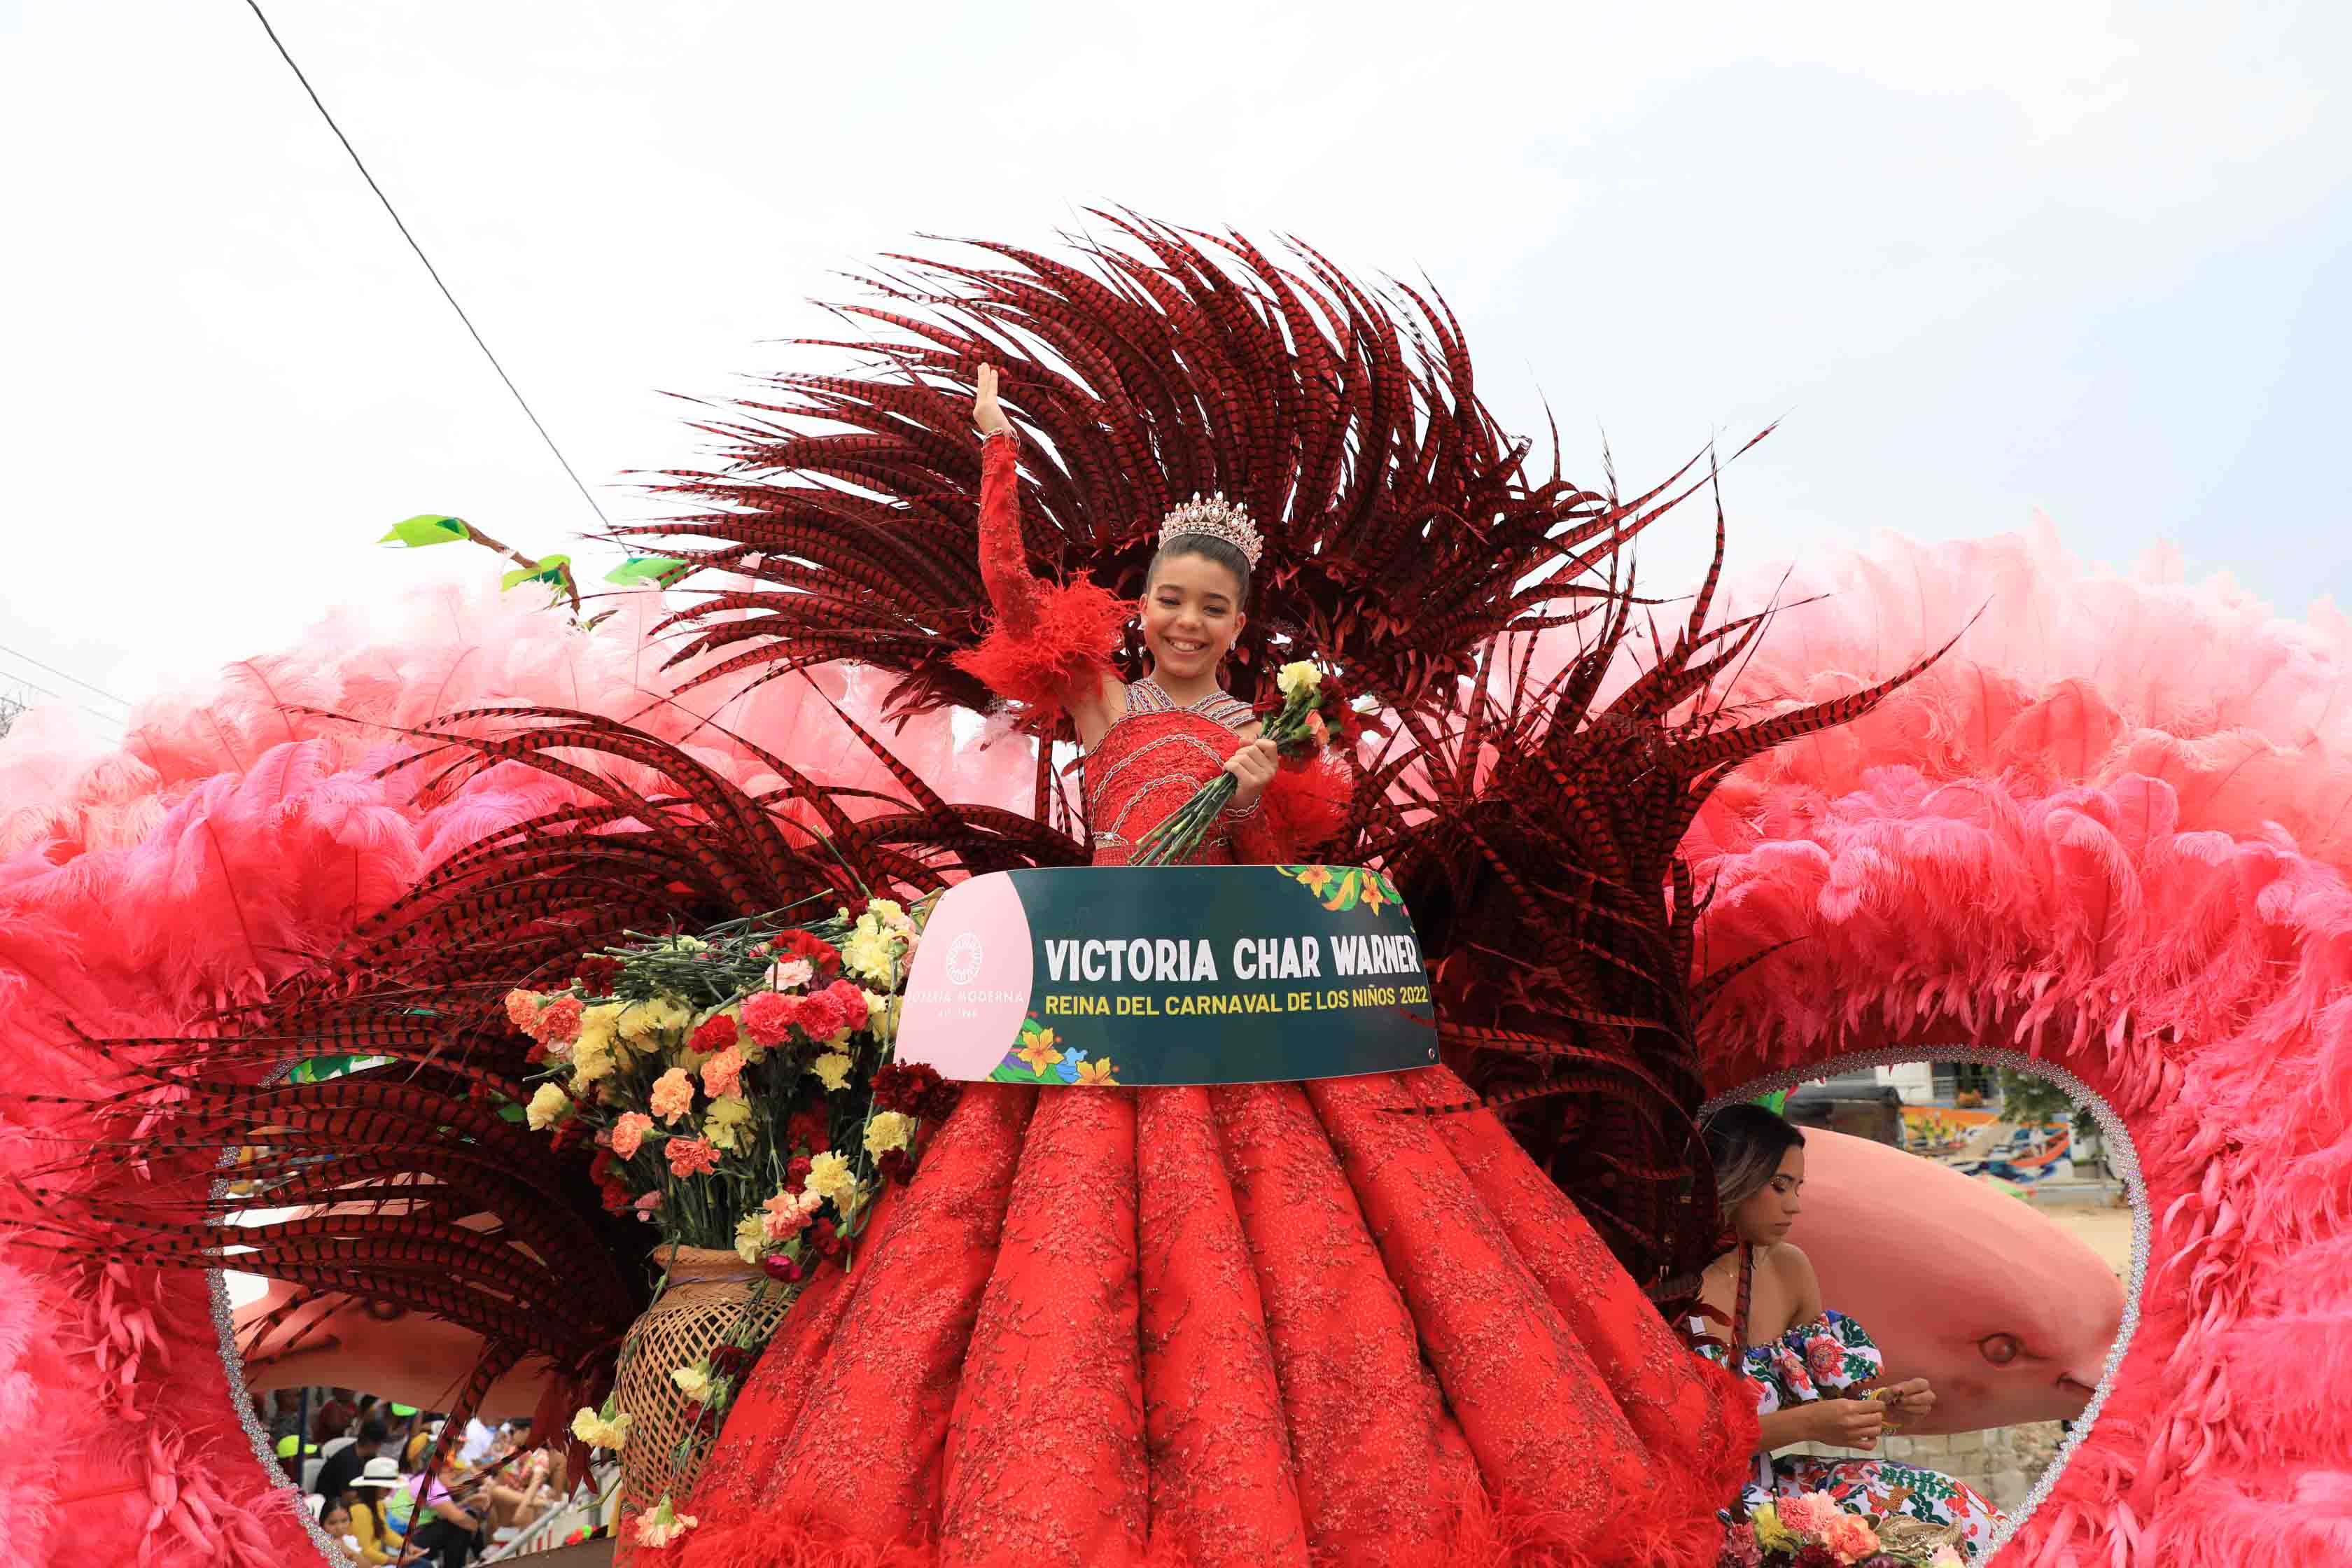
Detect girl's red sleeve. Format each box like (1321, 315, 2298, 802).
(950, 429, 1128, 715)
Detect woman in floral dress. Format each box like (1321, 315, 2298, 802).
(1687, 1105, 2005, 1563)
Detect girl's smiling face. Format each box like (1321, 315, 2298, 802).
(1141, 552, 1247, 684)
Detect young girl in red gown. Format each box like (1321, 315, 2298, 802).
(648, 369, 1758, 1568)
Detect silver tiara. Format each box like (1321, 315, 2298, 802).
(1158, 492, 1264, 568)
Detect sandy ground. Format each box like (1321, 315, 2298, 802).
(2042, 1203, 2136, 1278)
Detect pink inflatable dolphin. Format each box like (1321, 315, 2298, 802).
(1789, 1128, 2125, 1435)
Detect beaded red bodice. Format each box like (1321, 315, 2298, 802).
(1082, 680, 1259, 866)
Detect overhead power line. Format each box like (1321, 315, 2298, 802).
(237, 0, 614, 532)
(0, 666, 130, 729)
(0, 639, 132, 708)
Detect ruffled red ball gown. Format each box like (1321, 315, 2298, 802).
(650, 432, 1758, 1568)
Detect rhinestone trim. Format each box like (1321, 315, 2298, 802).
(210, 1069, 360, 1565)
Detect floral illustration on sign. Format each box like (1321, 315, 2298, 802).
(1278, 864, 1401, 915)
(989, 1016, 1118, 1086)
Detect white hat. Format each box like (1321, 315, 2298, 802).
(351, 1457, 402, 1489)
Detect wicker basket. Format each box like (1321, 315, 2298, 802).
(613, 1245, 789, 1520)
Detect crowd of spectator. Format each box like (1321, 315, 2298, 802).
(256, 1390, 575, 1564)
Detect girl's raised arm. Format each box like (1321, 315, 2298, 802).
(953, 364, 1126, 738)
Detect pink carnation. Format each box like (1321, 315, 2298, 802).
(666, 1138, 722, 1177)
(1805, 1334, 1844, 1382)
(1717, 1522, 1762, 1568)
(761, 1188, 815, 1241)
(610, 1112, 653, 1160)
(1774, 1491, 1837, 1540)
(1821, 1513, 1878, 1564)
(700, 1045, 746, 1100)
(536, 995, 584, 1046)
(650, 1068, 696, 1125)
(741, 990, 798, 1048)
(764, 957, 813, 992)
(504, 989, 543, 1032)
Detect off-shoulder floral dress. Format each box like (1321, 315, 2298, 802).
(1687, 1244, 2005, 1563)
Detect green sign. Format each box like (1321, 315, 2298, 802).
(895, 864, 1436, 1087)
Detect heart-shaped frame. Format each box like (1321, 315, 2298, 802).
(1692, 770, 2352, 1567)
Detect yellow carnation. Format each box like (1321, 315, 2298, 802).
(811, 1051, 854, 1093)
(1275, 659, 1322, 696)
(804, 1149, 858, 1211)
(569, 1405, 631, 1452)
(524, 1082, 573, 1132)
(1750, 1502, 1794, 1553)
(733, 1211, 766, 1265)
(841, 925, 897, 983)
(866, 898, 906, 924)
(571, 1002, 624, 1081)
(569, 1030, 616, 1088)
(670, 1362, 712, 1401)
(701, 1094, 755, 1152)
(863, 1110, 915, 1156)
(620, 993, 694, 1049)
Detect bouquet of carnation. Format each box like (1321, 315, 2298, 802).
(1131, 658, 1352, 866)
(1718, 1492, 1966, 1568)
(500, 895, 961, 1499)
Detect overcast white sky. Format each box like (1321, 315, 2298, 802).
(3, 1, 2345, 732)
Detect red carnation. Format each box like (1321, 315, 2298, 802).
(708, 1345, 753, 1379)
(760, 1253, 804, 1283)
(821, 993, 860, 1040)
(687, 1013, 738, 1056)
(876, 1148, 911, 1184)
(871, 1062, 937, 1114)
(786, 1154, 813, 1185)
(809, 1217, 842, 1258)
(841, 895, 871, 922)
(774, 929, 843, 980)
(741, 990, 797, 1048)
(574, 955, 621, 993)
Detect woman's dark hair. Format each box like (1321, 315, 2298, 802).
(1702, 1102, 1806, 1217)
(1147, 533, 1252, 609)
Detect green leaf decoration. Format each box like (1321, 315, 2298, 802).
(606, 556, 688, 587)
(1754, 1088, 1790, 1115)
(501, 554, 573, 592)
(496, 1102, 528, 1123)
(379, 514, 470, 548)
(290, 1054, 368, 1084)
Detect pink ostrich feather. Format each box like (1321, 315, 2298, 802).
(1686, 523, 2352, 1567)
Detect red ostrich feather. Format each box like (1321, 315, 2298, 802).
(633, 212, 1659, 749)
